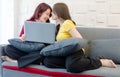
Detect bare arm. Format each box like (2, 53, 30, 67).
(69, 28, 83, 38)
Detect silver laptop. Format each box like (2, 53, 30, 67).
(24, 21, 56, 44)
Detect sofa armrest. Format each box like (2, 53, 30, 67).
(0, 44, 7, 77)
(0, 44, 7, 59)
(0, 45, 7, 65)
(0, 44, 7, 62)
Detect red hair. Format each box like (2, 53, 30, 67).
(29, 3, 52, 22)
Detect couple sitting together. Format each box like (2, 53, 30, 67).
(1, 2, 117, 73)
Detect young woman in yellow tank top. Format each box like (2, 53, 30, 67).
(43, 2, 117, 73)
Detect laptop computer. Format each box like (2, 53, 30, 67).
(24, 21, 56, 44)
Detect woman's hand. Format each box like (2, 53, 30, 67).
(19, 34, 26, 41)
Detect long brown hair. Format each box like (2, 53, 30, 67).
(54, 3, 76, 37)
(53, 3, 71, 20)
(29, 3, 52, 22)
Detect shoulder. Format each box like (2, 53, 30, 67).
(64, 20, 74, 24)
(63, 20, 76, 27)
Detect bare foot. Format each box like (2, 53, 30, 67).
(40, 62, 42, 65)
(100, 59, 117, 68)
(1, 56, 7, 61)
(1, 56, 17, 63)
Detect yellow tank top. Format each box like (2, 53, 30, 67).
(56, 20, 85, 53)
(56, 20, 75, 41)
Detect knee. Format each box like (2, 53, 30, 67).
(66, 62, 83, 73)
(4, 45, 18, 59)
(43, 57, 54, 68)
(4, 45, 11, 55)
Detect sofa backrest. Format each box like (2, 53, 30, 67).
(77, 26, 120, 40)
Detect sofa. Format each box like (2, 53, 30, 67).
(0, 26, 120, 77)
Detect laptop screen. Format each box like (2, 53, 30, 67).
(24, 21, 56, 44)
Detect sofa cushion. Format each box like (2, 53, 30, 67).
(40, 38, 87, 56)
(90, 39, 120, 64)
(8, 38, 45, 53)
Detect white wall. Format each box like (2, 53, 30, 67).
(0, 0, 14, 44)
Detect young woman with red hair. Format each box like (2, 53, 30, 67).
(1, 3, 52, 68)
(19, 3, 52, 41)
